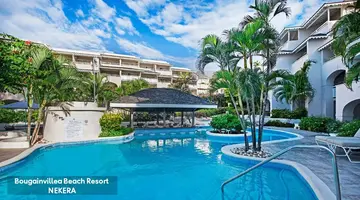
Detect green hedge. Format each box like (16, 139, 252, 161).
(99, 112, 123, 131)
(264, 120, 294, 128)
(0, 109, 39, 123)
(338, 120, 360, 137)
(210, 113, 242, 133)
(271, 108, 307, 119)
(299, 116, 334, 133)
(99, 127, 134, 137)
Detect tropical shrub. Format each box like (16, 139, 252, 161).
(99, 127, 134, 137)
(264, 120, 294, 128)
(299, 117, 334, 132)
(210, 114, 242, 133)
(338, 120, 360, 137)
(0, 109, 39, 123)
(326, 120, 344, 133)
(195, 108, 228, 118)
(271, 108, 307, 119)
(271, 109, 292, 118)
(292, 108, 308, 119)
(99, 113, 123, 131)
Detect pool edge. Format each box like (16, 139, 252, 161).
(221, 130, 335, 200)
(0, 132, 135, 169)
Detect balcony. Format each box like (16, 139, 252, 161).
(75, 61, 93, 71)
(121, 63, 140, 69)
(121, 75, 139, 81)
(323, 56, 346, 75)
(142, 77, 158, 84)
(291, 54, 308, 72)
(310, 21, 336, 36)
(157, 82, 170, 88)
(156, 70, 172, 76)
(107, 75, 121, 86)
(101, 61, 120, 67)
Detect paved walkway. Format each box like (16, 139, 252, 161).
(0, 149, 26, 163)
(263, 127, 360, 200)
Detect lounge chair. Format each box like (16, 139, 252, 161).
(315, 129, 360, 163)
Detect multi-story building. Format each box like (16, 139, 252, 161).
(51, 48, 210, 96)
(270, 0, 360, 121)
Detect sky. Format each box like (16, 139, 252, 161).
(0, 0, 339, 72)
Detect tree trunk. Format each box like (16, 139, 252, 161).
(30, 100, 46, 146)
(26, 84, 33, 142)
(238, 92, 249, 151)
(258, 49, 271, 151)
(250, 93, 257, 151)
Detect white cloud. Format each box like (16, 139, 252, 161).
(76, 9, 85, 18)
(90, 0, 116, 21)
(0, 0, 106, 51)
(115, 16, 139, 35)
(124, 0, 166, 17)
(115, 37, 196, 68)
(126, 0, 336, 50)
(116, 38, 165, 59)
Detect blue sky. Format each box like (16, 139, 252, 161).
(0, 0, 338, 71)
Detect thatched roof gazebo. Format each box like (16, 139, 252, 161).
(110, 88, 217, 128)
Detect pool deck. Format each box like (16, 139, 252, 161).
(262, 127, 360, 200)
(0, 148, 26, 163)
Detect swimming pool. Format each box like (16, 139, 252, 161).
(0, 128, 317, 200)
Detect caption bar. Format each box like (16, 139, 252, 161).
(7, 176, 117, 195)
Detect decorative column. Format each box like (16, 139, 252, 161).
(156, 112, 159, 125)
(130, 109, 134, 128)
(163, 109, 166, 127)
(181, 111, 184, 126)
(191, 111, 195, 127)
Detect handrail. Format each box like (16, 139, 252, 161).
(221, 145, 341, 200)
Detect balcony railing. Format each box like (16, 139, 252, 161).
(292, 54, 308, 70)
(310, 21, 336, 36)
(142, 78, 158, 84)
(121, 75, 139, 81)
(101, 61, 119, 66)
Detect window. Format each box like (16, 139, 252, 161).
(289, 30, 298, 41)
(329, 8, 341, 21)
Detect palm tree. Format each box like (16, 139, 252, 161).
(118, 79, 151, 96)
(332, 0, 360, 88)
(272, 60, 315, 109)
(31, 50, 85, 145)
(169, 72, 195, 93)
(240, 0, 290, 150)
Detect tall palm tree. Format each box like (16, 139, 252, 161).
(118, 79, 151, 96)
(332, 0, 360, 88)
(169, 72, 195, 93)
(272, 60, 315, 109)
(240, 0, 290, 150)
(31, 51, 85, 145)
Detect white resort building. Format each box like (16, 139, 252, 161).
(1, 47, 211, 102)
(270, 0, 360, 121)
(52, 48, 211, 96)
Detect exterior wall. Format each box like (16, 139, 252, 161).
(43, 102, 105, 142)
(306, 39, 324, 116)
(271, 2, 360, 121)
(336, 83, 360, 121)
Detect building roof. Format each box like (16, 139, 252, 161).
(278, 0, 356, 37)
(110, 88, 217, 110)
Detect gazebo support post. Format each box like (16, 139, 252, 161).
(181, 111, 184, 127)
(163, 109, 166, 127)
(130, 109, 134, 128)
(156, 112, 159, 125)
(191, 110, 195, 127)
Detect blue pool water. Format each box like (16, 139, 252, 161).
(0, 128, 317, 200)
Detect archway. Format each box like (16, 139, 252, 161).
(342, 99, 360, 121)
(324, 70, 345, 119)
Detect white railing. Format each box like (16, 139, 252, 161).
(142, 78, 158, 84)
(121, 64, 139, 69)
(310, 21, 336, 36)
(121, 75, 139, 81)
(157, 70, 172, 76)
(75, 60, 92, 64)
(101, 61, 119, 66)
(291, 54, 308, 71)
